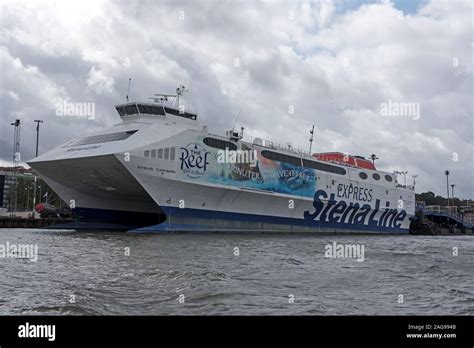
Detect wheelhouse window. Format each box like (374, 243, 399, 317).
(170, 147, 176, 160)
(158, 149, 163, 159)
(117, 103, 197, 119)
(114, 104, 138, 116)
(137, 104, 165, 116)
(203, 137, 237, 151)
(144, 150, 150, 157)
(164, 148, 170, 160)
(63, 130, 138, 147)
(116, 104, 165, 116)
(302, 159, 347, 175)
(151, 149, 157, 158)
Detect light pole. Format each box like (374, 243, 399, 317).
(445, 170, 450, 207)
(10, 119, 21, 216)
(451, 184, 455, 206)
(32, 120, 43, 218)
(412, 174, 418, 188)
(25, 186, 29, 211)
(401, 171, 408, 187)
(394, 171, 401, 186)
(34, 120, 43, 157)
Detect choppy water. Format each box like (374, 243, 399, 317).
(0, 228, 472, 315)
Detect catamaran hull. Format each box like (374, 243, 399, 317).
(30, 158, 411, 233)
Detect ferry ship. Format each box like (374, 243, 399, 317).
(28, 87, 415, 233)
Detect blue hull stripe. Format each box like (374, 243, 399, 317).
(59, 206, 408, 234)
(143, 206, 409, 234)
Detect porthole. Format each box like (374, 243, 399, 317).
(372, 173, 380, 180)
(359, 172, 368, 180)
(385, 175, 393, 182)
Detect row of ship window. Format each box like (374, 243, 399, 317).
(359, 171, 393, 182)
(144, 147, 176, 160)
(116, 104, 198, 120)
(143, 137, 394, 183)
(203, 138, 348, 175)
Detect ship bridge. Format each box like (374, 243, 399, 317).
(115, 102, 197, 120)
(115, 85, 198, 121)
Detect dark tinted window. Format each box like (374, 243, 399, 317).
(116, 106, 127, 116)
(125, 104, 139, 115)
(117, 104, 165, 116)
(302, 159, 346, 175)
(137, 104, 152, 114)
(203, 137, 237, 151)
(116, 104, 139, 115)
(64, 130, 138, 147)
(359, 172, 368, 180)
(137, 104, 165, 115)
(262, 150, 302, 166)
(385, 174, 393, 182)
(372, 173, 380, 180)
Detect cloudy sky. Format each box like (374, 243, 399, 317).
(0, 0, 472, 198)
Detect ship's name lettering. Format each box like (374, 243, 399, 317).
(337, 183, 372, 202)
(180, 148, 210, 171)
(304, 189, 407, 229)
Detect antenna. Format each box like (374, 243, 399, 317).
(369, 154, 379, 164)
(232, 108, 242, 131)
(126, 78, 131, 102)
(175, 85, 187, 107)
(309, 125, 315, 154)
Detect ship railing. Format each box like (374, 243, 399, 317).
(249, 138, 311, 157)
(425, 205, 459, 214)
(395, 184, 416, 191)
(426, 205, 473, 214)
(425, 205, 474, 225)
(146, 98, 198, 114)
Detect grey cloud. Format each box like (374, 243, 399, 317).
(0, 0, 472, 198)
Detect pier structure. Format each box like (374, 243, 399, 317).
(410, 204, 474, 235)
